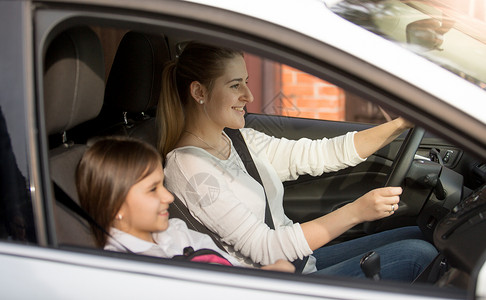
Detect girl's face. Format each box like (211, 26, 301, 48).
(202, 55, 254, 130)
(116, 164, 174, 243)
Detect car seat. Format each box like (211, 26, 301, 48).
(44, 26, 105, 247)
(101, 32, 227, 250)
(98, 31, 170, 147)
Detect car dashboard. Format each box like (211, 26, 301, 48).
(434, 183, 486, 281)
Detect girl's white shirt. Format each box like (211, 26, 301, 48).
(104, 218, 240, 266)
(164, 128, 365, 273)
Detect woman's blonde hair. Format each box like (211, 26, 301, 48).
(76, 136, 161, 247)
(157, 42, 243, 160)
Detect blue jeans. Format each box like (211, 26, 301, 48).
(312, 226, 438, 282)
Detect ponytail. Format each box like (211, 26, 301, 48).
(157, 60, 185, 160)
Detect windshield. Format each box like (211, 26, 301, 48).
(328, 0, 486, 90)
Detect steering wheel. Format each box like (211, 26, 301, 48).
(363, 126, 426, 233)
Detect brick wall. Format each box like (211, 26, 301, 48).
(280, 65, 345, 121)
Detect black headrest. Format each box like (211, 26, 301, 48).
(43, 27, 105, 136)
(104, 31, 170, 114)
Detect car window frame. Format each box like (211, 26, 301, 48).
(31, 2, 482, 298)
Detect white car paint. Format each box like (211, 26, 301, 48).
(0, 243, 453, 300)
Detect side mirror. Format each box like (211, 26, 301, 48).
(406, 18, 454, 51)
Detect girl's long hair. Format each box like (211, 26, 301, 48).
(76, 136, 161, 247)
(157, 42, 243, 161)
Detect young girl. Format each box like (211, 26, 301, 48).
(76, 136, 294, 272)
(159, 41, 438, 280)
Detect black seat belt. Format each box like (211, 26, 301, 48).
(225, 128, 309, 274)
(169, 196, 227, 251)
(53, 182, 133, 252)
(53, 183, 108, 238)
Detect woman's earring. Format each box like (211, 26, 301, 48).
(117, 214, 123, 221)
(199, 100, 204, 104)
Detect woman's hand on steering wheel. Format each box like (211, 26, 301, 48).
(350, 187, 403, 223)
(363, 126, 426, 233)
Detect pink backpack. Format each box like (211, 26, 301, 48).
(173, 246, 233, 266)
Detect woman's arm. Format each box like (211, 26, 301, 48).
(353, 117, 412, 159)
(242, 128, 365, 182)
(299, 118, 411, 249)
(300, 186, 402, 250)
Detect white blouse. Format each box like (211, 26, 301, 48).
(164, 128, 365, 273)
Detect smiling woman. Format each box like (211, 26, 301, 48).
(160, 41, 437, 281)
(157, 42, 247, 160)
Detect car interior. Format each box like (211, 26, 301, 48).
(38, 10, 486, 295)
(44, 25, 229, 250)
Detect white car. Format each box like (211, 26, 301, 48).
(0, 0, 485, 299)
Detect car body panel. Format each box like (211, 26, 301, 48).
(0, 0, 43, 245)
(1, 0, 485, 299)
(0, 242, 461, 300)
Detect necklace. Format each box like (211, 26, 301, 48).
(184, 130, 231, 160)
